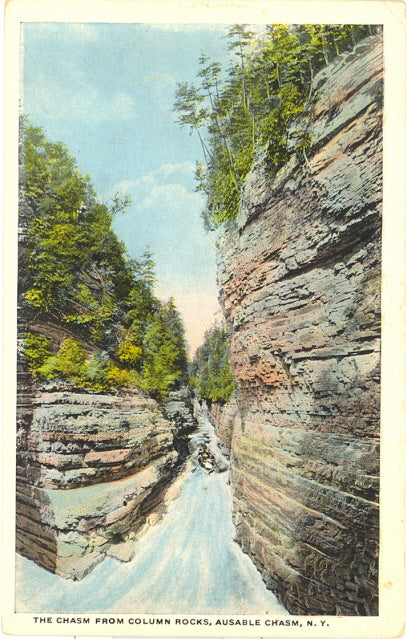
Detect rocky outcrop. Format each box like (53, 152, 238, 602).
(16, 386, 195, 580)
(16, 127, 197, 580)
(210, 399, 237, 454)
(164, 386, 197, 460)
(216, 36, 382, 615)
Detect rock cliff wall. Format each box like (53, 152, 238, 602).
(216, 36, 382, 615)
(16, 385, 196, 580)
(16, 129, 197, 580)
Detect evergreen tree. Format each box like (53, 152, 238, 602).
(191, 325, 235, 403)
(174, 23, 380, 228)
(21, 122, 190, 396)
(23, 120, 132, 331)
(140, 300, 188, 401)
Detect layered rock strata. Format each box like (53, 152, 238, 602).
(164, 386, 198, 460)
(216, 36, 382, 615)
(16, 387, 195, 580)
(16, 130, 197, 580)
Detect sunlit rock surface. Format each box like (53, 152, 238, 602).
(215, 36, 382, 615)
(16, 388, 194, 580)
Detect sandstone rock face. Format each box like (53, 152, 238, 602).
(216, 36, 382, 615)
(16, 387, 195, 580)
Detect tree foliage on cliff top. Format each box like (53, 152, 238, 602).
(190, 324, 235, 404)
(22, 122, 188, 399)
(174, 24, 380, 228)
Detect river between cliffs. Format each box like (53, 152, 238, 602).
(16, 404, 287, 615)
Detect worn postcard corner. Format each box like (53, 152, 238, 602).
(2, 0, 406, 637)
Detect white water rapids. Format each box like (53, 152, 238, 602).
(16, 405, 288, 615)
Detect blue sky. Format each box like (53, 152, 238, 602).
(23, 23, 233, 354)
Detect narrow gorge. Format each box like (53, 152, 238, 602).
(16, 26, 382, 618)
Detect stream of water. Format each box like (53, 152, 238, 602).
(16, 405, 288, 615)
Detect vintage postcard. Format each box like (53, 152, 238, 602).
(2, 0, 405, 637)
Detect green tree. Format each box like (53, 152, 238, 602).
(174, 23, 380, 228)
(140, 300, 189, 401)
(53, 339, 87, 380)
(190, 325, 235, 403)
(163, 298, 189, 376)
(22, 122, 191, 398)
(24, 331, 53, 375)
(22, 122, 158, 349)
(34, 338, 87, 382)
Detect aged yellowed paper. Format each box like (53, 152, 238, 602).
(2, 0, 405, 637)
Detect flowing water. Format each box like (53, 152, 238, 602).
(16, 405, 288, 615)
